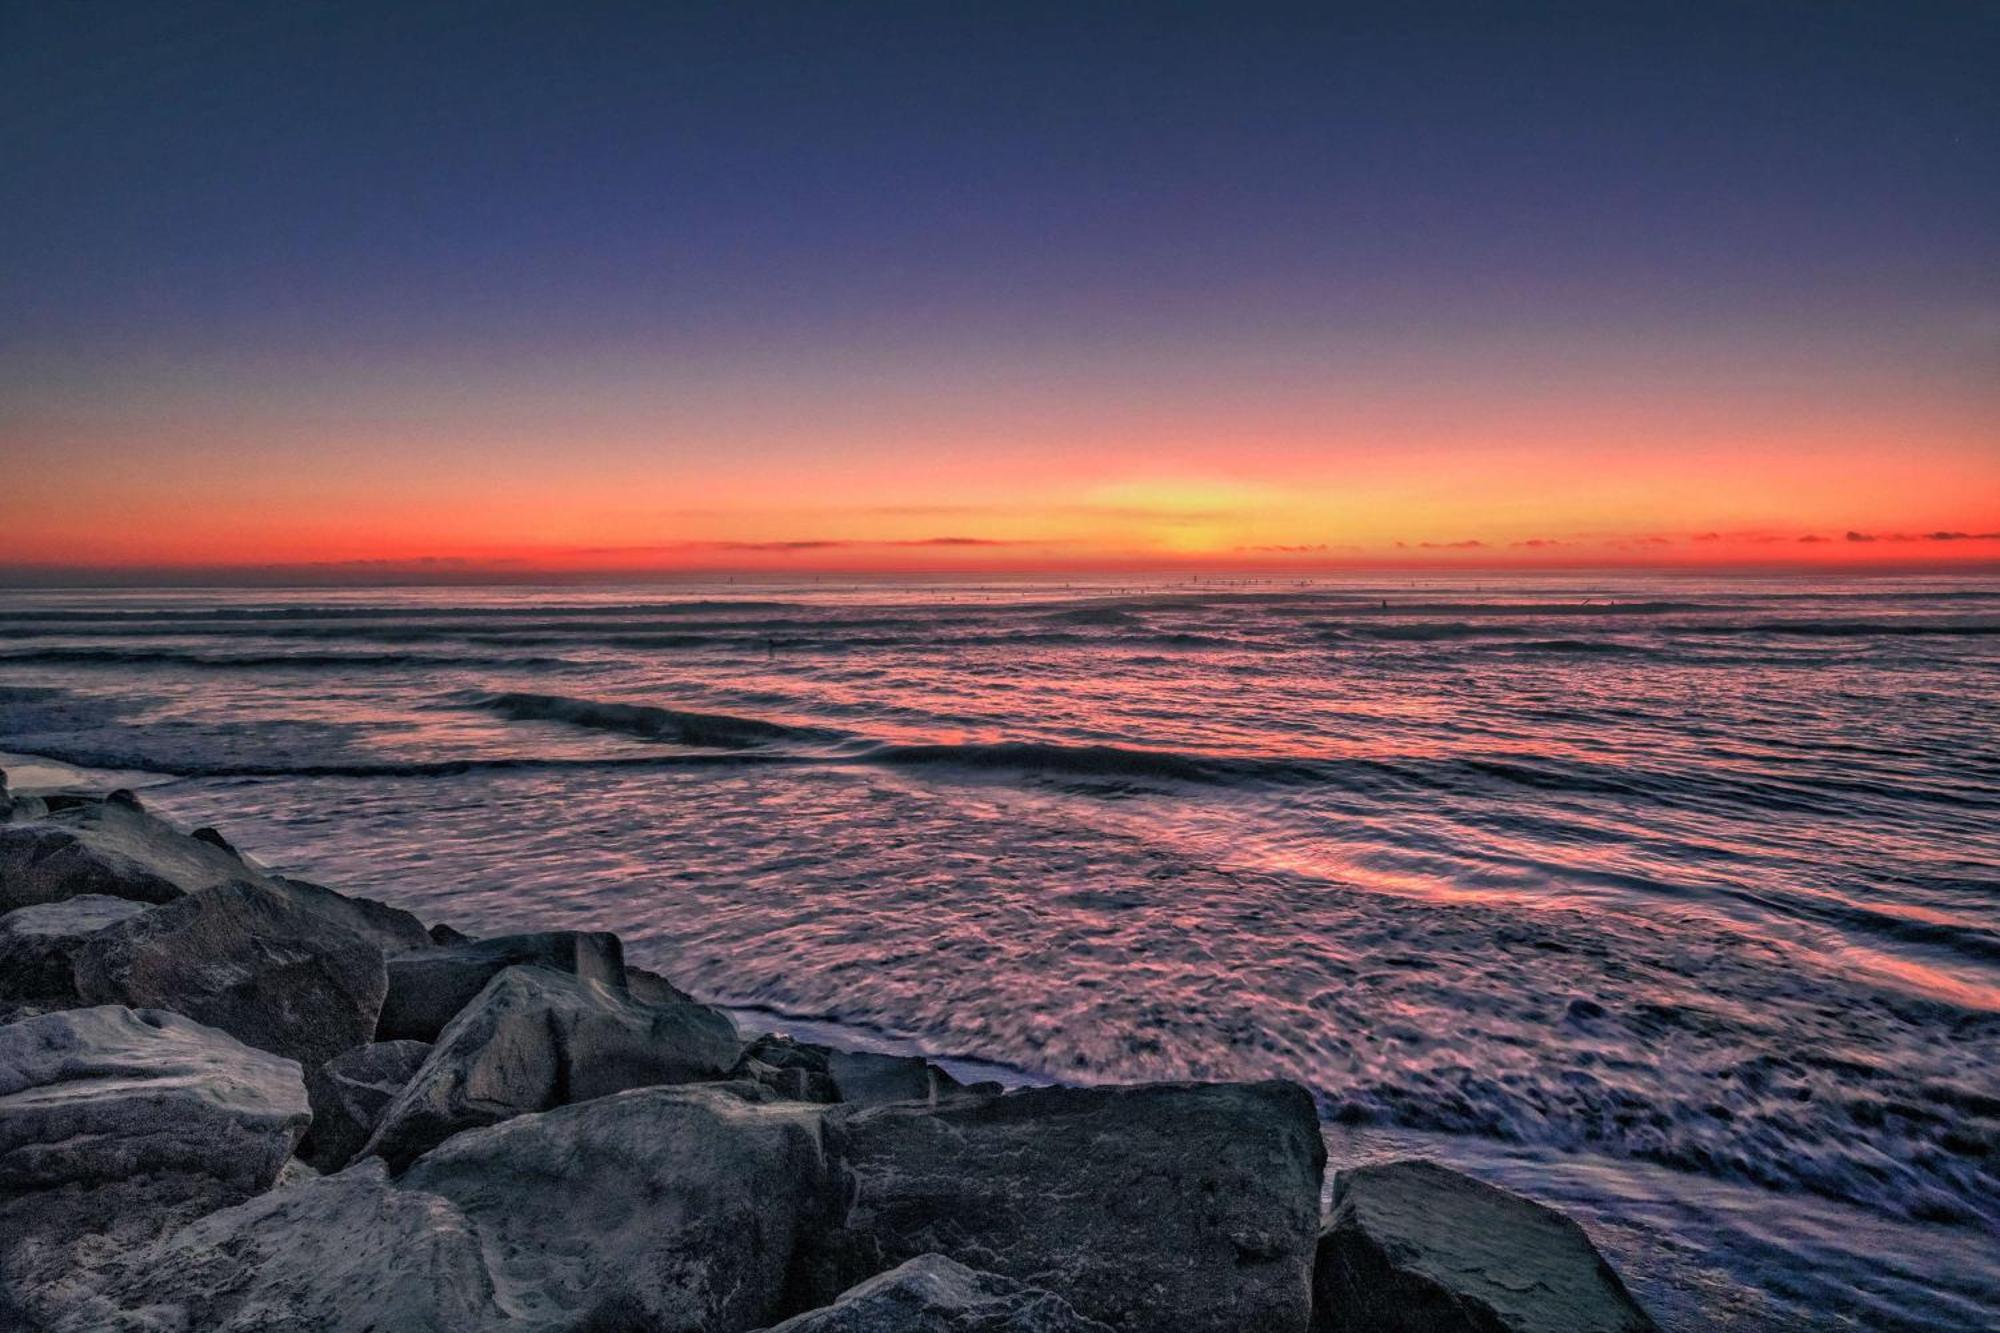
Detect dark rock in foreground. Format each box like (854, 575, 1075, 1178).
(0, 1006, 309, 1328)
(1313, 1159, 1660, 1333)
(816, 1080, 1326, 1333)
(763, 1253, 1114, 1332)
(0, 1005, 308, 1197)
(401, 1082, 849, 1332)
(53, 1156, 510, 1333)
(363, 963, 740, 1170)
(74, 878, 389, 1072)
(267, 873, 434, 955)
(299, 1038, 432, 1173)
(0, 789, 276, 916)
(826, 1047, 965, 1105)
(375, 928, 625, 1041)
(0, 894, 148, 1008)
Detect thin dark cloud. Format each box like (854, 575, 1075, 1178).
(1797, 535, 1830, 544)
(1510, 538, 1562, 548)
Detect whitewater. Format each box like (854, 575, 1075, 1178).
(1, 573, 1994, 1331)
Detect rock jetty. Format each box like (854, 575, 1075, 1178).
(0, 769, 1659, 1332)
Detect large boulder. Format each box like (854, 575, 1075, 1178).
(299, 1039, 432, 1173)
(1312, 1160, 1659, 1333)
(762, 1254, 1114, 1332)
(52, 1157, 511, 1333)
(267, 874, 434, 956)
(816, 1080, 1325, 1333)
(376, 929, 625, 1041)
(0, 792, 250, 913)
(74, 879, 389, 1071)
(363, 964, 740, 1170)
(0, 1007, 310, 1327)
(0, 1005, 309, 1196)
(402, 1082, 849, 1332)
(0, 895, 148, 1007)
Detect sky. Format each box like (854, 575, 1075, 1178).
(2, 0, 1996, 580)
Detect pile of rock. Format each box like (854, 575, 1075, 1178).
(0, 770, 1658, 1332)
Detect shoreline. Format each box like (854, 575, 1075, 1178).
(1, 766, 1670, 1332)
(6, 746, 2000, 1330)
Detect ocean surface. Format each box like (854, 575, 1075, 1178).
(1, 574, 1995, 1330)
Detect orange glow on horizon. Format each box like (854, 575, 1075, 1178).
(6, 375, 1995, 577)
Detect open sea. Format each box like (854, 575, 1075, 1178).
(1, 574, 1994, 1331)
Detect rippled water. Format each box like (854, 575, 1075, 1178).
(2, 575, 1995, 1330)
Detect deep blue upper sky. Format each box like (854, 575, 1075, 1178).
(6, 1, 1994, 357)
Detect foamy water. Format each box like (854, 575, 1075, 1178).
(2, 575, 1995, 1330)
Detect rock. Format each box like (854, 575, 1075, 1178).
(628, 961, 695, 1005)
(762, 1253, 1114, 1332)
(376, 929, 625, 1042)
(735, 1034, 841, 1103)
(730, 1036, 962, 1106)
(363, 964, 741, 1170)
(56, 1157, 511, 1333)
(299, 1039, 432, 1173)
(0, 895, 149, 1007)
(0, 793, 253, 912)
(1312, 1160, 1659, 1333)
(428, 921, 474, 946)
(402, 1082, 849, 1332)
(189, 825, 236, 853)
(827, 1049, 964, 1106)
(74, 879, 389, 1071)
(0, 1005, 309, 1195)
(0, 1007, 310, 1326)
(0, 823, 184, 914)
(268, 874, 433, 955)
(816, 1080, 1325, 1333)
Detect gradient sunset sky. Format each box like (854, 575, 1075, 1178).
(3, 1, 1996, 579)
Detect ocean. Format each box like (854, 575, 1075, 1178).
(1, 573, 1994, 1330)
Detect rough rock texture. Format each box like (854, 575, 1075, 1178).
(628, 962, 696, 1005)
(0, 1007, 311, 1329)
(299, 1039, 433, 1173)
(401, 1083, 849, 1332)
(732, 1036, 962, 1106)
(827, 1049, 964, 1106)
(0, 894, 148, 1006)
(817, 1080, 1325, 1333)
(0, 793, 258, 913)
(363, 964, 741, 1170)
(0, 823, 183, 914)
(763, 1254, 1114, 1332)
(1312, 1160, 1659, 1333)
(736, 1034, 842, 1103)
(268, 874, 434, 955)
(376, 929, 625, 1041)
(0, 1005, 309, 1194)
(74, 879, 389, 1071)
(53, 1158, 510, 1333)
